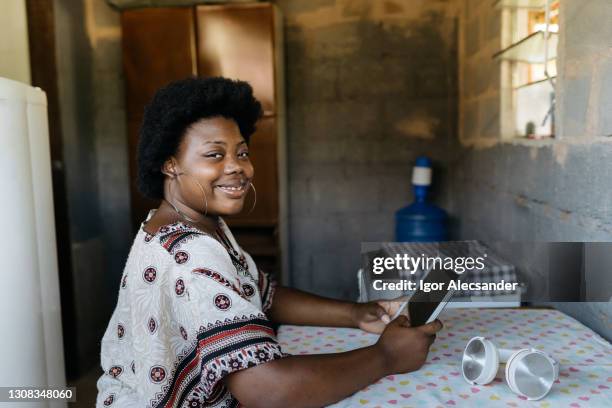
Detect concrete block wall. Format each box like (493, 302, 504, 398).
(557, 0, 612, 139)
(275, 0, 458, 299)
(452, 0, 612, 242)
(451, 0, 612, 340)
(457, 0, 503, 144)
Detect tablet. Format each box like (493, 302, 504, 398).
(391, 267, 458, 326)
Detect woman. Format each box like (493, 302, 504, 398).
(96, 77, 442, 407)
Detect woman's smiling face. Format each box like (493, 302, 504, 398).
(165, 116, 254, 217)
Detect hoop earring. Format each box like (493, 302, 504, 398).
(166, 174, 180, 217)
(184, 173, 208, 217)
(247, 182, 257, 215)
(166, 175, 197, 222)
(165, 172, 208, 221)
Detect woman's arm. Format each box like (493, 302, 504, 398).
(229, 344, 386, 408)
(226, 316, 442, 408)
(267, 286, 406, 333)
(266, 286, 358, 327)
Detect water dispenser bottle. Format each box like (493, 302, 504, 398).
(395, 156, 448, 242)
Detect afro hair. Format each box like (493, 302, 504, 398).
(136, 76, 263, 200)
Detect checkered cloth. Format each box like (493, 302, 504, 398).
(378, 241, 521, 297)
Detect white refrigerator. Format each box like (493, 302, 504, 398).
(0, 77, 67, 407)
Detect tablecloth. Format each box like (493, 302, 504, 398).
(277, 308, 612, 407)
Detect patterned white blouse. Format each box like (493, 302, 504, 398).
(96, 211, 284, 407)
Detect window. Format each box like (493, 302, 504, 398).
(495, 0, 559, 139)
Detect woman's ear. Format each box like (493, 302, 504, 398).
(162, 157, 178, 178)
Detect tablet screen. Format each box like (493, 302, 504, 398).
(408, 268, 458, 326)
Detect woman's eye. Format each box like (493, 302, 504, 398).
(205, 152, 223, 159)
(238, 151, 249, 158)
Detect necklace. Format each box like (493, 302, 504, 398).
(163, 199, 251, 277)
(163, 199, 219, 233)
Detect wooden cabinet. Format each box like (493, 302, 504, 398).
(196, 4, 277, 114)
(121, 2, 287, 281)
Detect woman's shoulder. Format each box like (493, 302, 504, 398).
(130, 213, 238, 280)
(146, 221, 224, 258)
(120, 223, 234, 297)
(151, 222, 239, 270)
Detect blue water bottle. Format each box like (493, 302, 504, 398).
(395, 156, 448, 242)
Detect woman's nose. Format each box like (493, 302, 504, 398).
(224, 156, 244, 174)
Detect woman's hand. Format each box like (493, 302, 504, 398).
(375, 315, 443, 374)
(350, 296, 410, 334)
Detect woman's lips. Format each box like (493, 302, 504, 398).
(215, 182, 248, 199)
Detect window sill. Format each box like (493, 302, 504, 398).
(503, 137, 556, 147)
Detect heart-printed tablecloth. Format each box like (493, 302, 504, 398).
(277, 308, 612, 407)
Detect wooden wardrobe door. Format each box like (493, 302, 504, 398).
(196, 3, 278, 228)
(195, 3, 276, 115)
(121, 7, 197, 231)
